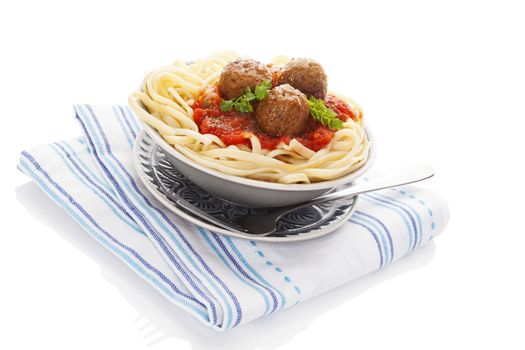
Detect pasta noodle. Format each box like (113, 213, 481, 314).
(129, 52, 370, 184)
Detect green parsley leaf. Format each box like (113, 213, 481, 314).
(308, 97, 344, 130)
(235, 97, 254, 113)
(254, 80, 272, 100)
(220, 99, 234, 112)
(243, 87, 257, 102)
(219, 80, 273, 113)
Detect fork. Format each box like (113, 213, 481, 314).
(232, 164, 435, 236)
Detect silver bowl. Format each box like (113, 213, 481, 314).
(139, 121, 375, 208)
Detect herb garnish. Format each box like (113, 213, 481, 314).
(220, 80, 272, 113)
(308, 97, 344, 130)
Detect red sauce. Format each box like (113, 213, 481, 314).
(324, 95, 357, 122)
(267, 64, 281, 87)
(192, 86, 357, 152)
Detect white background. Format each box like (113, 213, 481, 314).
(1, 0, 524, 349)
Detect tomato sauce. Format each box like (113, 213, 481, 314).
(192, 85, 357, 152)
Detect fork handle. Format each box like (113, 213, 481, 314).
(305, 164, 435, 207)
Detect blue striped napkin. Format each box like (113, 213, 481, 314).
(18, 105, 449, 331)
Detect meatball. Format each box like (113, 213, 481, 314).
(278, 58, 328, 99)
(255, 84, 310, 136)
(218, 58, 272, 100)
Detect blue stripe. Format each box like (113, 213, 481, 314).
(196, 228, 272, 316)
(224, 236, 287, 310)
(123, 105, 142, 134)
(50, 143, 142, 235)
(355, 210, 394, 262)
(59, 140, 113, 194)
(75, 106, 222, 326)
(79, 105, 244, 328)
(387, 194, 423, 248)
(19, 155, 207, 317)
(113, 106, 134, 148)
(362, 194, 415, 253)
(118, 105, 138, 139)
(349, 218, 384, 267)
(352, 213, 390, 264)
(384, 191, 423, 248)
(392, 188, 429, 245)
(367, 193, 421, 250)
(211, 233, 281, 313)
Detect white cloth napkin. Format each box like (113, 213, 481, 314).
(18, 104, 449, 331)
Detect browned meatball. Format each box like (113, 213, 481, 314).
(278, 58, 328, 99)
(255, 84, 310, 136)
(218, 58, 272, 100)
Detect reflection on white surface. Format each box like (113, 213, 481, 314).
(16, 181, 435, 350)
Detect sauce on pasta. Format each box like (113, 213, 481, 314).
(192, 86, 357, 152)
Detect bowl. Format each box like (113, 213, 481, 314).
(139, 121, 376, 208)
